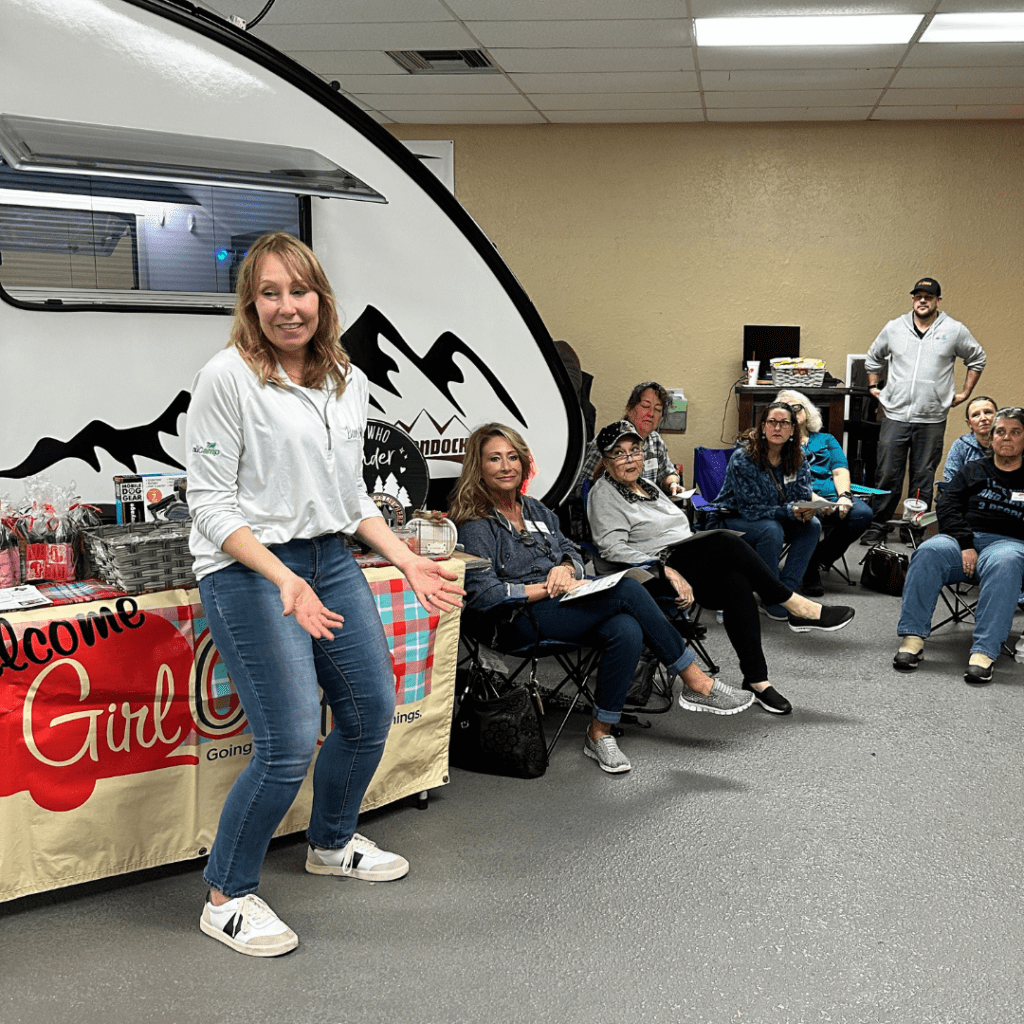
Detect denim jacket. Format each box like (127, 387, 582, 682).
(458, 495, 583, 614)
(714, 445, 812, 522)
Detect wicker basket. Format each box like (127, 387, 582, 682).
(771, 366, 826, 388)
(82, 521, 196, 594)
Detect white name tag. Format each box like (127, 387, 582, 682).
(1012, 492, 1024, 502)
(784, 472, 797, 484)
(527, 519, 551, 534)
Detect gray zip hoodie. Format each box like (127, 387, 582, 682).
(865, 310, 986, 424)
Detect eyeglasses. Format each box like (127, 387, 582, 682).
(787, 403, 804, 413)
(609, 449, 644, 462)
(765, 419, 793, 429)
(517, 527, 554, 557)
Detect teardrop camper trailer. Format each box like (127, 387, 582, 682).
(0, 0, 584, 515)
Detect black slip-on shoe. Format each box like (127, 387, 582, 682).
(860, 526, 888, 547)
(788, 606, 855, 633)
(964, 661, 994, 685)
(893, 648, 924, 671)
(742, 681, 793, 715)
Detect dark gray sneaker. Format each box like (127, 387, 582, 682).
(678, 679, 753, 715)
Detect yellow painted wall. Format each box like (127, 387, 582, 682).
(388, 121, 1023, 496)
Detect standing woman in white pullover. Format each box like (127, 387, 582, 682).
(186, 233, 463, 957)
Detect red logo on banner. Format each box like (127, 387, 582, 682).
(0, 598, 199, 812)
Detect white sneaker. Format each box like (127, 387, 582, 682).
(199, 893, 298, 957)
(305, 834, 410, 881)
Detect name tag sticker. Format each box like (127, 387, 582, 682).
(1012, 492, 1024, 502)
(784, 472, 797, 484)
(529, 520, 551, 534)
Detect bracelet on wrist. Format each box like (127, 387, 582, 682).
(838, 491, 853, 500)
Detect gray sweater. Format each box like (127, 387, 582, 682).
(865, 311, 986, 424)
(587, 474, 691, 566)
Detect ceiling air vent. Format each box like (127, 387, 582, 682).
(386, 49, 499, 74)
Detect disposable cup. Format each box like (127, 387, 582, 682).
(746, 360, 760, 386)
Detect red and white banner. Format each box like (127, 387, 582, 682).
(0, 562, 462, 902)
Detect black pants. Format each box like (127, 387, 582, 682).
(658, 531, 792, 685)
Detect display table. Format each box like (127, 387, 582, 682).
(0, 560, 463, 902)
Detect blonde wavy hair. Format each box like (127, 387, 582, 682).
(775, 388, 822, 439)
(448, 423, 535, 525)
(229, 232, 349, 395)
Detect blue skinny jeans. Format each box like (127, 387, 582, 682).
(897, 531, 1024, 659)
(199, 534, 395, 898)
(502, 577, 694, 724)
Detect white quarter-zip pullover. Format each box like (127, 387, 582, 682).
(186, 347, 381, 580)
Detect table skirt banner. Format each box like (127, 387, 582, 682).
(0, 561, 462, 902)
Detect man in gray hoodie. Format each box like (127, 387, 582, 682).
(860, 277, 986, 546)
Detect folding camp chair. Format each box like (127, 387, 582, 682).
(458, 603, 603, 758)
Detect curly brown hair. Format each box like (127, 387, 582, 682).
(742, 402, 804, 476)
(229, 232, 349, 395)
(448, 423, 535, 524)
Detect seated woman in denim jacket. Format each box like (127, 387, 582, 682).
(713, 402, 821, 620)
(775, 388, 874, 595)
(450, 422, 752, 776)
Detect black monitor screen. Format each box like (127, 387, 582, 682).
(743, 325, 800, 368)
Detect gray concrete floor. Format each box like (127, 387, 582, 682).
(3, 558, 1023, 1024)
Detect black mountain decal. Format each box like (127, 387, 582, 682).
(0, 390, 191, 480)
(342, 306, 526, 424)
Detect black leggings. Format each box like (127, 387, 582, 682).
(660, 531, 793, 685)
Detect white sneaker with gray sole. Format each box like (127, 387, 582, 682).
(677, 679, 754, 715)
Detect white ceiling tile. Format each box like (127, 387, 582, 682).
(702, 67, 892, 89)
(903, 42, 1024, 67)
(252, 21, 477, 51)
(358, 93, 534, 111)
(510, 71, 698, 91)
(488, 46, 695, 73)
(882, 86, 1024, 104)
(545, 108, 707, 122)
(448, 0, 688, 17)
(691, 1, 929, 13)
(872, 104, 1024, 118)
(707, 106, 873, 120)
(466, 19, 690, 48)
(697, 44, 908, 70)
(363, 110, 397, 124)
(705, 88, 882, 106)
(891, 65, 1024, 88)
(289, 51, 408, 75)
(327, 74, 520, 94)
(533, 92, 701, 110)
(255, 0, 455, 25)
(377, 110, 548, 123)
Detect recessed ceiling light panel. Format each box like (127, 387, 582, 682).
(921, 13, 1024, 43)
(694, 15, 923, 47)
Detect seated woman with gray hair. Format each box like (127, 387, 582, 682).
(587, 422, 856, 716)
(775, 388, 874, 595)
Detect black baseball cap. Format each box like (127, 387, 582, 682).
(910, 278, 941, 297)
(596, 422, 642, 455)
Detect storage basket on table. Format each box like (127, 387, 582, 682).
(82, 521, 195, 594)
(770, 362, 826, 388)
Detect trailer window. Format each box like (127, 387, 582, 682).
(0, 115, 384, 313)
(0, 166, 303, 310)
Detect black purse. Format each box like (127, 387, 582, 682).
(859, 544, 909, 596)
(450, 666, 548, 779)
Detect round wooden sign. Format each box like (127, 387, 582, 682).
(362, 419, 430, 526)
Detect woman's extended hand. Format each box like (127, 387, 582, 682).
(545, 563, 577, 597)
(280, 576, 346, 640)
(401, 555, 465, 614)
(665, 565, 694, 608)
